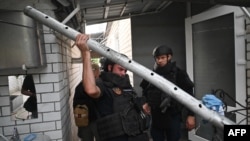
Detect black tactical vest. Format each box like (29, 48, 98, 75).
(96, 72, 148, 140)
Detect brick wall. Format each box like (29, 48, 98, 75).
(0, 8, 81, 141)
(69, 46, 83, 141)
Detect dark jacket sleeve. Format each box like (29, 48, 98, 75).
(139, 79, 150, 103)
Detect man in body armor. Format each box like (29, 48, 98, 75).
(75, 34, 149, 141)
(140, 45, 195, 141)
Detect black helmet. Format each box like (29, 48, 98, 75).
(152, 45, 173, 57)
(100, 54, 128, 72)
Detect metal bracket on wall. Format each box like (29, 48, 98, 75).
(241, 7, 250, 20)
(62, 4, 80, 24)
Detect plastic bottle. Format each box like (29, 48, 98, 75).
(10, 127, 20, 141)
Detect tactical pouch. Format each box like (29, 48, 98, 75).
(97, 113, 125, 140)
(97, 109, 147, 139)
(74, 104, 89, 127)
(121, 110, 141, 136)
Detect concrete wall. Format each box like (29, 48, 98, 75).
(131, 2, 187, 95)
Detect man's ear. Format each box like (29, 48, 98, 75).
(167, 54, 172, 60)
(107, 64, 112, 72)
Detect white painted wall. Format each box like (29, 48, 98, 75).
(105, 18, 134, 85)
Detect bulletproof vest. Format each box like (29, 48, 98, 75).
(96, 73, 148, 140)
(145, 63, 178, 110)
